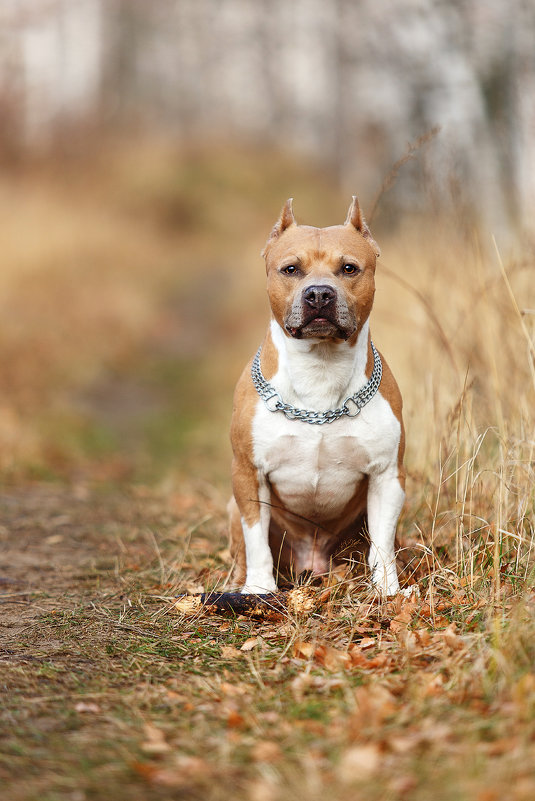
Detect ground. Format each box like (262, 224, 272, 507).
(2, 483, 535, 801)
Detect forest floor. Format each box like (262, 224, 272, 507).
(2, 482, 535, 801)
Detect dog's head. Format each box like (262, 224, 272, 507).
(262, 198, 380, 343)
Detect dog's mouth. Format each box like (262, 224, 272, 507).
(286, 315, 351, 340)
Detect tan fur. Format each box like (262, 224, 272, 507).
(377, 352, 406, 488)
(228, 327, 281, 582)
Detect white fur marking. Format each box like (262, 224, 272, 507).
(241, 479, 277, 594)
(253, 321, 401, 525)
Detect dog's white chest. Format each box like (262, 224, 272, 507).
(252, 394, 400, 520)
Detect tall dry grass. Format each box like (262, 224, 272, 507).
(375, 219, 535, 596)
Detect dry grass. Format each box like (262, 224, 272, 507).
(1, 138, 535, 800)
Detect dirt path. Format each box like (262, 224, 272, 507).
(1, 485, 156, 632)
(0, 483, 201, 801)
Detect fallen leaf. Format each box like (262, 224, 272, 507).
(220, 681, 249, 697)
(353, 685, 397, 726)
(133, 756, 211, 788)
(132, 762, 159, 781)
(316, 645, 352, 671)
(434, 622, 463, 651)
(388, 774, 418, 795)
(293, 641, 316, 660)
(424, 673, 445, 697)
(141, 724, 171, 755)
(388, 733, 420, 754)
(240, 637, 260, 652)
(415, 628, 432, 647)
(247, 777, 279, 801)
(395, 628, 419, 652)
(226, 709, 245, 728)
(44, 534, 63, 545)
(220, 645, 241, 659)
(338, 744, 381, 782)
(389, 606, 413, 633)
(74, 701, 100, 714)
(349, 647, 389, 671)
(291, 673, 314, 701)
(251, 740, 282, 763)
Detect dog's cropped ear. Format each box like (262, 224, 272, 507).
(345, 196, 380, 258)
(261, 198, 296, 257)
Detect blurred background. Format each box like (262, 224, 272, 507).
(0, 0, 533, 497)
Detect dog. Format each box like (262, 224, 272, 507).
(228, 197, 405, 596)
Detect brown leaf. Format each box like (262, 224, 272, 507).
(353, 685, 397, 725)
(74, 701, 100, 714)
(414, 628, 432, 647)
(293, 640, 316, 660)
(220, 681, 249, 697)
(226, 709, 245, 728)
(141, 724, 171, 755)
(316, 645, 352, 672)
(388, 774, 418, 795)
(435, 622, 463, 651)
(293, 641, 352, 672)
(395, 628, 419, 652)
(220, 645, 241, 659)
(338, 744, 381, 782)
(134, 756, 211, 788)
(240, 637, 260, 652)
(349, 647, 389, 671)
(424, 673, 445, 697)
(389, 606, 413, 633)
(251, 740, 282, 763)
(366, 653, 389, 669)
(132, 762, 159, 781)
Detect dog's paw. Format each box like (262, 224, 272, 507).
(241, 582, 277, 595)
(371, 583, 420, 599)
(399, 583, 420, 599)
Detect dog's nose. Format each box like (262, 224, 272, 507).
(303, 285, 336, 310)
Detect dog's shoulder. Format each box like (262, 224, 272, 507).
(230, 330, 279, 461)
(376, 348, 403, 423)
(375, 347, 405, 483)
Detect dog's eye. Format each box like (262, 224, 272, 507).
(281, 264, 299, 275)
(342, 263, 359, 275)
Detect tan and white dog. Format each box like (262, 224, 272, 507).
(228, 198, 405, 596)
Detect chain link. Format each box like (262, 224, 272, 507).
(251, 341, 382, 425)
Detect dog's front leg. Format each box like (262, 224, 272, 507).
(232, 457, 277, 595)
(366, 467, 405, 595)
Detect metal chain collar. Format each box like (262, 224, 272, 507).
(251, 341, 383, 425)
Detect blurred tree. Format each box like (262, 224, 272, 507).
(0, 0, 534, 230)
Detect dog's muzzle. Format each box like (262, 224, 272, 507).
(285, 284, 355, 340)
